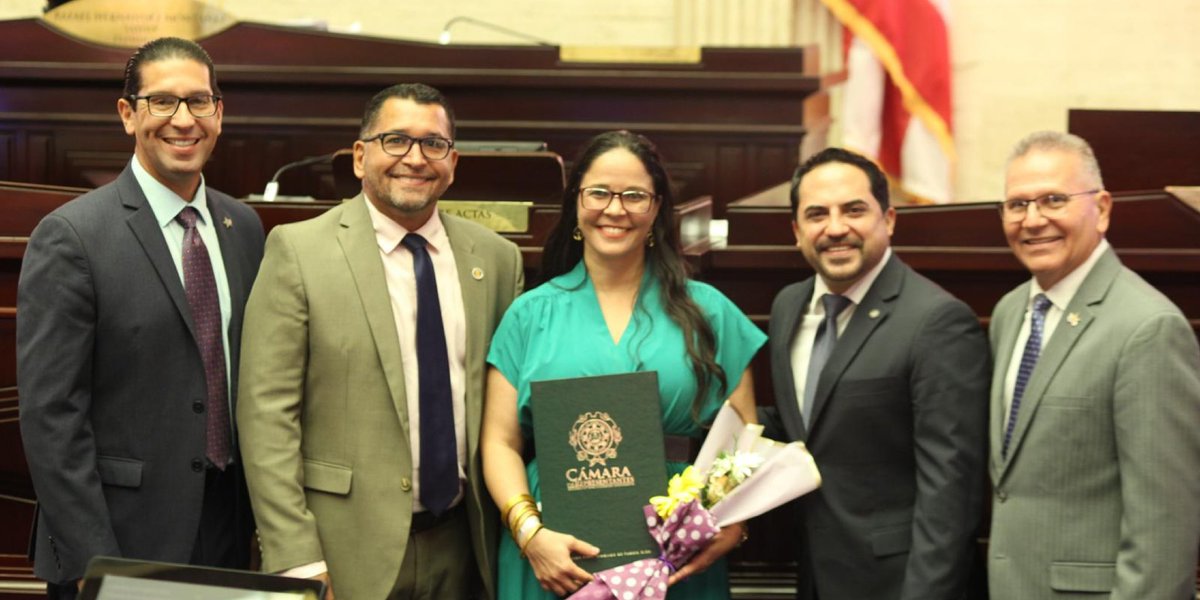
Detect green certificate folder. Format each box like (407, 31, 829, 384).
(530, 371, 668, 572)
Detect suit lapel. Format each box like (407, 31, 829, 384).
(1000, 249, 1119, 469)
(773, 279, 815, 441)
(808, 256, 900, 431)
(337, 196, 411, 433)
(119, 165, 196, 338)
(442, 214, 487, 461)
(989, 285, 1028, 475)
(209, 193, 247, 387)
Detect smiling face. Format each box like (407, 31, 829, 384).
(1004, 148, 1111, 289)
(118, 57, 222, 201)
(792, 161, 895, 293)
(353, 97, 458, 229)
(576, 148, 661, 268)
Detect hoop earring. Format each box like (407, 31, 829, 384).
(572, 226, 582, 241)
(647, 231, 655, 247)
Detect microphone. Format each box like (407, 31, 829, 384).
(261, 149, 351, 202)
(438, 16, 554, 46)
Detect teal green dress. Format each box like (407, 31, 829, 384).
(487, 261, 767, 599)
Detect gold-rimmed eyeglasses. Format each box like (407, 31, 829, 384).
(128, 94, 221, 118)
(999, 189, 1100, 222)
(578, 187, 658, 214)
(360, 132, 455, 160)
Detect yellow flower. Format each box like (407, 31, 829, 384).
(649, 466, 705, 518)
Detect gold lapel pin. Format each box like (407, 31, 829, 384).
(1067, 312, 1081, 327)
(222, 216, 233, 229)
(868, 309, 880, 319)
(471, 267, 484, 280)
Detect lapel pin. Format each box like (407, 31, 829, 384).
(471, 267, 484, 280)
(868, 309, 880, 319)
(222, 216, 233, 229)
(1067, 312, 1080, 327)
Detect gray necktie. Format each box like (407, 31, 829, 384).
(802, 293, 852, 425)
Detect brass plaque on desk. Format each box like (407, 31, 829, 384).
(440, 201, 532, 233)
(42, 0, 234, 48)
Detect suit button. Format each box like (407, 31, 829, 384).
(996, 489, 1007, 502)
(191, 458, 204, 472)
(193, 401, 204, 413)
(400, 477, 412, 491)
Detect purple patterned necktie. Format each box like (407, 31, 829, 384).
(1003, 293, 1052, 458)
(176, 207, 231, 469)
(400, 233, 457, 515)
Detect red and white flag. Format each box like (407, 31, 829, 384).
(822, 0, 954, 203)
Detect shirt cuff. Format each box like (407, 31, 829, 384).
(280, 561, 327, 579)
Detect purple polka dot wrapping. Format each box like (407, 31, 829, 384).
(568, 500, 718, 600)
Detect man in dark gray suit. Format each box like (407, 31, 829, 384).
(17, 37, 263, 598)
(760, 148, 989, 600)
(987, 131, 1200, 599)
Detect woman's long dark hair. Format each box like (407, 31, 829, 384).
(542, 131, 727, 419)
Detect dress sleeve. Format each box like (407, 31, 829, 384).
(691, 282, 767, 398)
(486, 295, 529, 390)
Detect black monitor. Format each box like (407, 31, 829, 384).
(79, 556, 325, 600)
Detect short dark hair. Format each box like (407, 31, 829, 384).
(360, 83, 456, 139)
(123, 37, 220, 99)
(789, 147, 890, 218)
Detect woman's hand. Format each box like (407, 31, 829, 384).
(667, 521, 745, 587)
(523, 528, 600, 597)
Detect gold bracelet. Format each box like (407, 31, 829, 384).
(518, 523, 545, 557)
(510, 509, 540, 542)
(508, 504, 538, 533)
(500, 493, 535, 524)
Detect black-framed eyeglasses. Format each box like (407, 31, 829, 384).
(578, 187, 658, 214)
(999, 189, 1100, 223)
(128, 94, 221, 118)
(360, 132, 455, 160)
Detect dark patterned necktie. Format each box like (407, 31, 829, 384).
(1003, 293, 1052, 458)
(176, 207, 231, 469)
(802, 293, 852, 425)
(400, 233, 457, 515)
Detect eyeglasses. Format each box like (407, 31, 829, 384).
(360, 132, 454, 160)
(579, 187, 658, 214)
(999, 189, 1100, 222)
(129, 94, 221, 118)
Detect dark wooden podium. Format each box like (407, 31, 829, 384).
(0, 18, 825, 218)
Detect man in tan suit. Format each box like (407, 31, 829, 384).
(987, 131, 1200, 599)
(238, 83, 523, 599)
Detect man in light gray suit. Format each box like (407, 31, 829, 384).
(988, 131, 1200, 599)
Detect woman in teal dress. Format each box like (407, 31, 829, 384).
(481, 131, 767, 599)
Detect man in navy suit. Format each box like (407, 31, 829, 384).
(760, 148, 989, 600)
(18, 37, 263, 598)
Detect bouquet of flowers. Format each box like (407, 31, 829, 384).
(569, 402, 822, 600)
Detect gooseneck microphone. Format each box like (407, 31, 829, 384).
(261, 149, 350, 202)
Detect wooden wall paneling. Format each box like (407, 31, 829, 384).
(1068, 109, 1200, 192)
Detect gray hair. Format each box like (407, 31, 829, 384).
(1007, 131, 1104, 188)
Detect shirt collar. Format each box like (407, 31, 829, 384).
(1028, 238, 1109, 310)
(363, 194, 449, 254)
(810, 247, 893, 314)
(130, 154, 211, 228)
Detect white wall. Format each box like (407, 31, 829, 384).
(4, 0, 1197, 201)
